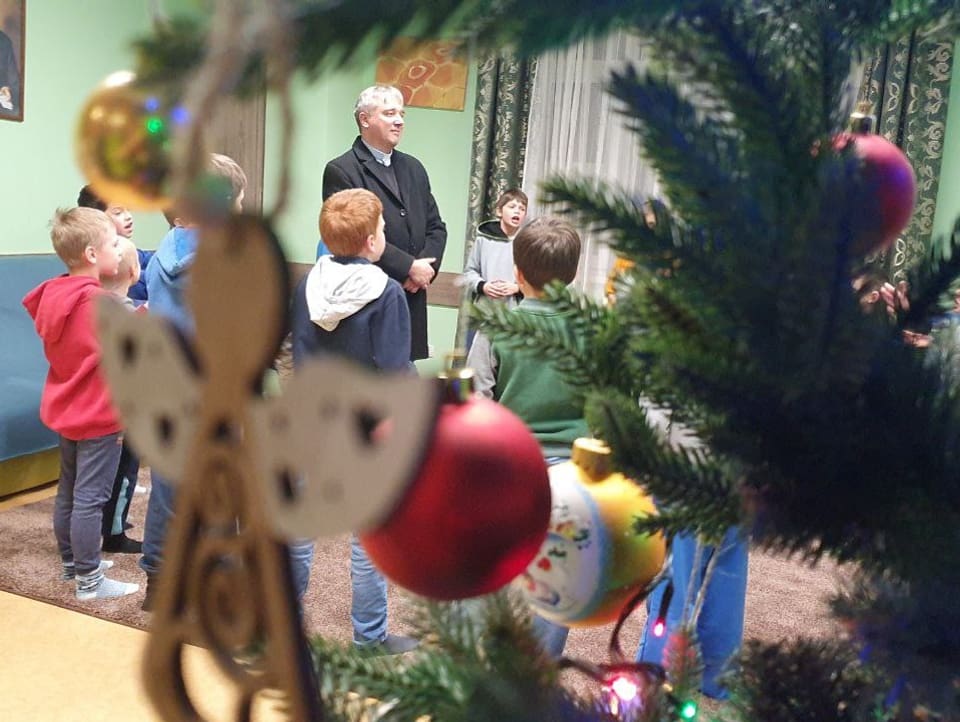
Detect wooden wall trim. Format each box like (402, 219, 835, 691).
(208, 93, 266, 213)
(426, 271, 462, 308)
(287, 262, 462, 309)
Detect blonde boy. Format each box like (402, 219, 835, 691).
(22, 207, 139, 601)
(98, 236, 145, 555)
(101, 237, 141, 302)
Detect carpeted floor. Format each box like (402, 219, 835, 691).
(0, 469, 850, 702)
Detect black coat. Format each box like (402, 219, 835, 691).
(322, 137, 447, 361)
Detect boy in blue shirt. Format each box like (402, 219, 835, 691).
(139, 153, 247, 610)
(287, 188, 416, 654)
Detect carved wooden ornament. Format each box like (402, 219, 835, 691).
(98, 215, 441, 721)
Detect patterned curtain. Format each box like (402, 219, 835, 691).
(858, 31, 954, 281)
(456, 51, 537, 346)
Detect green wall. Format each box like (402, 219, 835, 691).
(0, 1, 172, 255)
(0, 5, 475, 372)
(264, 60, 477, 373)
(932, 39, 960, 241)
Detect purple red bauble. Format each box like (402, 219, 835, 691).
(833, 120, 916, 256)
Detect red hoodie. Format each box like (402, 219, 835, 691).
(22, 275, 121, 440)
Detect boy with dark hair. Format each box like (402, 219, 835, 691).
(140, 153, 247, 610)
(463, 188, 528, 305)
(77, 184, 153, 301)
(287, 188, 416, 655)
(466, 216, 587, 655)
(22, 207, 139, 601)
(468, 216, 586, 457)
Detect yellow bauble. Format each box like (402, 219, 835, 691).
(75, 71, 184, 211)
(519, 438, 666, 627)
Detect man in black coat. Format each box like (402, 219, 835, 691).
(322, 85, 447, 361)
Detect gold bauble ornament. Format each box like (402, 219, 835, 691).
(519, 438, 666, 626)
(75, 71, 185, 211)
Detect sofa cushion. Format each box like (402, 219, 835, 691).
(0, 254, 64, 462)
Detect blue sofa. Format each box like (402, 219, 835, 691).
(0, 254, 64, 496)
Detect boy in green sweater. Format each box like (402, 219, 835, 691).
(466, 217, 586, 655)
(468, 216, 587, 456)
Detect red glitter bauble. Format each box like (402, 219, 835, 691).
(360, 397, 551, 600)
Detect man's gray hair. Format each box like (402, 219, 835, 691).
(354, 85, 404, 128)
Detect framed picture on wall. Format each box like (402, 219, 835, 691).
(375, 37, 468, 111)
(0, 0, 23, 122)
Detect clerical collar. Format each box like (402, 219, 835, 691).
(362, 140, 393, 167)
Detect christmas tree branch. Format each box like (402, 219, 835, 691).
(471, 285, 643, 397)
(130, 1, 958, 94)
(607, 65, 759, 241)
(717, 639, 883, 722)
(312, 592, 604, 722)
(901, 219, 960, 327)
(584, 389, 741, 542)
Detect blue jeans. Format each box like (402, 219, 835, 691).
(288, 539, 315, 604)
(532, 614, 570, 657)
(287, 535, 388, 645)
(139, 470, 177, 576)
(636, 527, 748, 699)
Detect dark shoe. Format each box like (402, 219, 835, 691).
(141, 574, 157, 612)
(102, 534, 142, 554)
(376, 635, 419, 655)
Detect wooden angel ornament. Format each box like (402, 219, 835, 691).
(97, 215, 441, 722)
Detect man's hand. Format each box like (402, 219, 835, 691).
(407, 258, 437, 290)
(879, 280, 910, 317)
(878, 280, 933, 347)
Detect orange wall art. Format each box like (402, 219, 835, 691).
(375, 38, 468, 111)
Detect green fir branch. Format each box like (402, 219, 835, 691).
(607, 65, 761, 242)
(312, 592, 605, 722)
(717, 639, 883, 722)
(902, 219, 960, 327)
(130, 0, 959, 96)
(132, 16, 211, 89)
(585, 390, 741, 542)
(539, 177, 656, 248)
(655, 3, 808, 164)
(831, 572, 960, 671)
(471, 285, 642, 397)
(313, 636, 470, 721)
(460, 0, 681, 58)
(540, 177, 724, 288)
(662, 625, 704, 713)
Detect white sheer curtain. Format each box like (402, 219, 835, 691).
(523, 30, 661, 298)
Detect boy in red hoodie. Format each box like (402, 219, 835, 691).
(22, 207, 140, 601)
